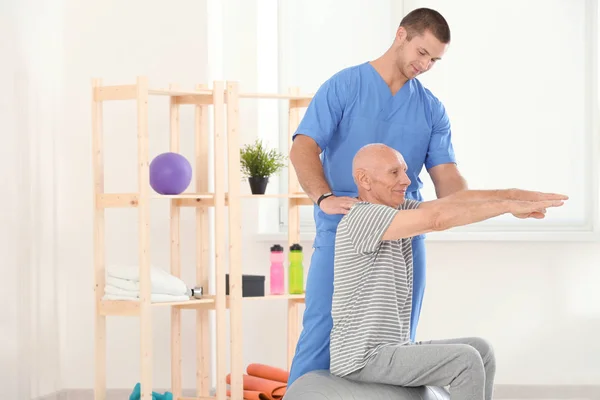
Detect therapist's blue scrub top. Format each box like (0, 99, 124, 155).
(293, 62, 456, 247)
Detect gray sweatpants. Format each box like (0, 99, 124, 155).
(345, 337, 496, 400)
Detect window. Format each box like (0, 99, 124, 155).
(260, 0, 600, 241)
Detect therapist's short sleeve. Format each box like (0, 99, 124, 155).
(292, 71, 349, 151)
(425, 95, 457, 170)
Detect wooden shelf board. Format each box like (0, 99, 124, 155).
(152, 193, 215, 199)
(238, 92, 313, 100)
(99, 294, 302, 316)
(94, 83, 313, 104)
(153, 298, 215, 307)
(99, 298, 216, 316)
(239, 294, 305, 301)
(200, 294, 305, 304)
(151, 192, 307, 199)
(239, 193, 308, 199)
(97, 192, 311, 208)
(148, 88, 312, 100)
(148, 88, 213, 96)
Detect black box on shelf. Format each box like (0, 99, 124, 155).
(225, 274, 265, 297)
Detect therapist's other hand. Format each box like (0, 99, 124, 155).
(319, 196, 359, 215)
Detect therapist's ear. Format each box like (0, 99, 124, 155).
(395, 26, 407, 43)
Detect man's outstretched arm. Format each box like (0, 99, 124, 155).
(424, 187, 569, 204)
(381, 197, 566, 241)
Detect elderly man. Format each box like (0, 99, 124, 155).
(329, 144, 567, 400)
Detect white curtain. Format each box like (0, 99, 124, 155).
(1, 0, 64, 398)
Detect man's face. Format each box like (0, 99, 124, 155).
(395, 28, 449, 79)
(369, 151, 412, 208)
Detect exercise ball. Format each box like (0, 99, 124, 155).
(149, 152, 192, 195)
(284, 370, 449, 400)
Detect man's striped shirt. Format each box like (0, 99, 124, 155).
(329, 199, 421, 377)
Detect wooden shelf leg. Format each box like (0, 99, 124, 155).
(92, 78, 107, 400)
(212, 80, 227, 400)
(195, 83, 211, 397)
(137, 76, 153, 399)
(226, 81, 243, 400)
(169, 83, 183, 399)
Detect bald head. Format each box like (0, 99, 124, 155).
(352, 144, 406, 176)
(352, 144, 411, 207)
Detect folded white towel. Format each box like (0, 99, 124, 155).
(104, 283, 140, 297)
(103, 283, 190, 303)
(106, 265, 188, 296)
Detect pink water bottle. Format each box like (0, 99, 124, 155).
(270, 244, 284, 295)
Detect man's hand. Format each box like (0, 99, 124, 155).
(505, 190, 568, 218)
(507, 189, 569, 202)
(319, 196, 359, 215)
(509, 199, 566, 219)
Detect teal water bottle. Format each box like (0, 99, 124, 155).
(289, 243, 304, 294)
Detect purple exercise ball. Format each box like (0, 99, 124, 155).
(149, 152, 192, 195)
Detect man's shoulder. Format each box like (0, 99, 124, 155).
(339, 200, 419, 228)
(401, 198, 421, 210)
(346, 200, 418, 212)
(347, 200, 392, 213)
(340, 201, 397, 225)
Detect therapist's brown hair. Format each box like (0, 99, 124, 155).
(400, 7, 451, 44)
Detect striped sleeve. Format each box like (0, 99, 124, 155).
(343, 203, 398, 254)
(402, 199, 422, 210)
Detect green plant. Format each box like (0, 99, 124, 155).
(239, 139, 287, 178)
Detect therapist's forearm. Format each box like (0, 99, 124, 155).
(289, 138, 332, 203)
(435, 175, 468, 198)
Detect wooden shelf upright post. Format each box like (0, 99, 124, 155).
(226, 81, 244, 400)
(92, 77, 106, 400)
(194, 83, 212, 398)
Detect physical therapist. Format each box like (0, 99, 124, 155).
(287, 8, 468, 386)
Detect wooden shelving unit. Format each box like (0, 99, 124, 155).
(92, 77, 313, 400)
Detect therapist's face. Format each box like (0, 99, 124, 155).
(395, 27, 449, 79)
(369, 150, 412, 208)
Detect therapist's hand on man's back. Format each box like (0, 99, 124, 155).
(319, 196, 359, 215)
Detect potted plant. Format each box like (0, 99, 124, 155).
(240, 139, 287, 194)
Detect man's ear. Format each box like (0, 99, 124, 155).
(356, 169, 371, 191)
